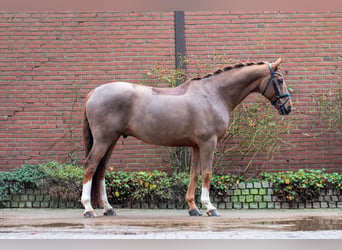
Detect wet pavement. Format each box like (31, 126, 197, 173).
(1, 208, 342, 239)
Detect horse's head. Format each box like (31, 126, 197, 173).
(261, 58, 292, 115)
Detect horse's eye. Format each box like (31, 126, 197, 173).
(278, 78, 284, 85)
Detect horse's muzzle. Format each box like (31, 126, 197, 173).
(279, 105, 291, 116)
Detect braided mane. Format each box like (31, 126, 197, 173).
(191, 61, 267, 81)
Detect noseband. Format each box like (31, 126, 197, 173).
(262, 63, 291, 110)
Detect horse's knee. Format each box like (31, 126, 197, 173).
(202, 172, 212, 185)
(83, 165, 97, 183)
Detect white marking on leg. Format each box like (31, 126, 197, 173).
(81, 180, 95, 215)
(201, 187, 216, 211)
(99, 178, 113, 213)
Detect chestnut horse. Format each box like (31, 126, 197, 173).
(81, 57, 292, 218)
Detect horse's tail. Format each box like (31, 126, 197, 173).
(83, 90, 94, 159)
(83, 90, 102, 208)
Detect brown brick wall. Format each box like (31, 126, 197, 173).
(0, 11, 341, 174)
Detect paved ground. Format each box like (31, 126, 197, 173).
(1, 208, 342, 239)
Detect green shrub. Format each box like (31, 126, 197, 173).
(106, 171, 175, 205)
(210, 174, 242, 198)
(260, 169, 342, 202)
(37, 161, 83, 201)
(3, 161, 342, 207)
(0, 162, 46, 205)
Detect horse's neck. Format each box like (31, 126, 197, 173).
(215, 66, 267, 112)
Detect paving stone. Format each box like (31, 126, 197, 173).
(234, 190, 241, 196)
(246, 183, 253, 189)
(254, 195, 262, 202)
(281, 203, 289, 209)
(246, 195, 254, 203)
(258, 202, 267, 209)
(267, 202, 275, 209)
(253, 183, 261, 189)
(320, 202, 328, 208)
(261, 181, 269, 188)
(242, 189, 249, 195)
(238, 196, 246, 202)
(250, 189, 258, 195)
(263, 195, 272, 202)
(313, 202, 320, 208)
(259, 189, 267, 195)
(233, 202, 242, 209)
(249, 203, 258, 209)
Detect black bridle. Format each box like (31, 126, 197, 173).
(262, 63, 291, 111)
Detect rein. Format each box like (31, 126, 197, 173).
(262, 63, 291, 110)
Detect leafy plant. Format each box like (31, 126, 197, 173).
(0, 162, 47, 205)
(315, 76, 342, 135)
(260, 168, 342, 202)
(37, 161, 83, 201)
(216, 100, 293, 177)
(106, 170, 174, 206)
(210, 174, 242, 198)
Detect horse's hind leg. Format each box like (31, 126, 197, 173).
(81, 140, 114, 218)
(97, 140, 118, 216)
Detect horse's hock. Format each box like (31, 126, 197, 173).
(2, 182, 341, 210)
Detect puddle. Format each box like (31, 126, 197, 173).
(256, 217, 342, 231)
(32, 223, 85, 229)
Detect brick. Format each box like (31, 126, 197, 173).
(263, 195, 272, 202)
(41, 201, 50, 208)
(261, 182, 269, 188)
(313, 202, 321, 208)
(246, 195, 254, 203)
(239, 196, 246, 202)
(254, 195, 262, 202)
(242, 189, 250, 195)
(233, 202, 242, 209)
(231, 196, 238, 203)
(246, 183, 253, 189)
(19, 202, 26, 208)
(259, 189, 267, 195)
(20, 195, 28, 202)
(281, 203, 290, 209)
(234, 190, 241, 196)
(11, 202, 19, 208)
(328, 202, 337, 208)
(249, 203, 258, 209)
(320, 202, 329, 208)
(250, 189, 258, 195)
(218, 203, 226, 209)
(33, 202, 40, 208)
(259, 202, 267, 209)
(267, 202, 275, 209)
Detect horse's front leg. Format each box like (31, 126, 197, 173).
(199, 138, 220, 217)
(186, 147, 202, 216)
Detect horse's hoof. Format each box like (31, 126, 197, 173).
(207, 209, 220, 217)
(104, 208, 116, 216)
(189, 209, 202, 216)
(83, 211, 96, 218)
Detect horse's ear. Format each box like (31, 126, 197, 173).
(272, 57, 283, 71)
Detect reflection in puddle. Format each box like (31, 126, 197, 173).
(32, 223, 85, 228)
(255, 217, 342, 231)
